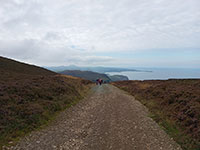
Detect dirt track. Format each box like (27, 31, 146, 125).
(8, 84, 182, 150)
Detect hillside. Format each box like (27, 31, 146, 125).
(108, 75, 129, 81)
(112, 80, 200, 150)
(0, 56, 92, 148)
(0, 56, 55, 76)
(59, 70, 129, 82)
(59, 70, 111, 82)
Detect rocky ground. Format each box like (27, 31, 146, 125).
(4, 84, 182, 150)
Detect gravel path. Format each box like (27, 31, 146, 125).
(8, 84, 182, 150)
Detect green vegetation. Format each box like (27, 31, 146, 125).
(0, 56, 93, 149)
(112, 80, 200, 150)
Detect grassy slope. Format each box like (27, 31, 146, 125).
(112, 80, 200, 150)
(0, 56, 92, 148)
(0, 56, 56, 76)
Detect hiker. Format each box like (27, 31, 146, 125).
(100, 79, 103, 85)
(98, 79, 103, 85)
(96, 79, 99, 85)
(99, 79, 101, 85)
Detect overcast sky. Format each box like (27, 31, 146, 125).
(0, 0, 200, 68)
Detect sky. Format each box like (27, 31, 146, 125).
(0, 0, 200, 68)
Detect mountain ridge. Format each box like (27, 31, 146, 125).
(45, 65, 138, 73)
(0, 56, 55, 76)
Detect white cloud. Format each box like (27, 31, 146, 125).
(0, 0, 200, 66)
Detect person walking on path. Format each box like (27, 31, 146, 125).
(98, 79, 103, 85)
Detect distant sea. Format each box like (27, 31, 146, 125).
(106, 68, 200, 80)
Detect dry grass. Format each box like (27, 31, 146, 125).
(112, 79, 200, 150)
(0, 56, 93, 149)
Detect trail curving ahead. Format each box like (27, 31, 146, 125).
(9, 84, 182, 150)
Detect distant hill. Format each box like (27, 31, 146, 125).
(59, 70, 111, 82)
(0, 56, 92, 148)
(108, 75, 129, 81)
(46, 65, 138, 73)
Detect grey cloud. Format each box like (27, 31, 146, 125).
(0, 0, 200, 66)
(0, 39, 40, 59)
